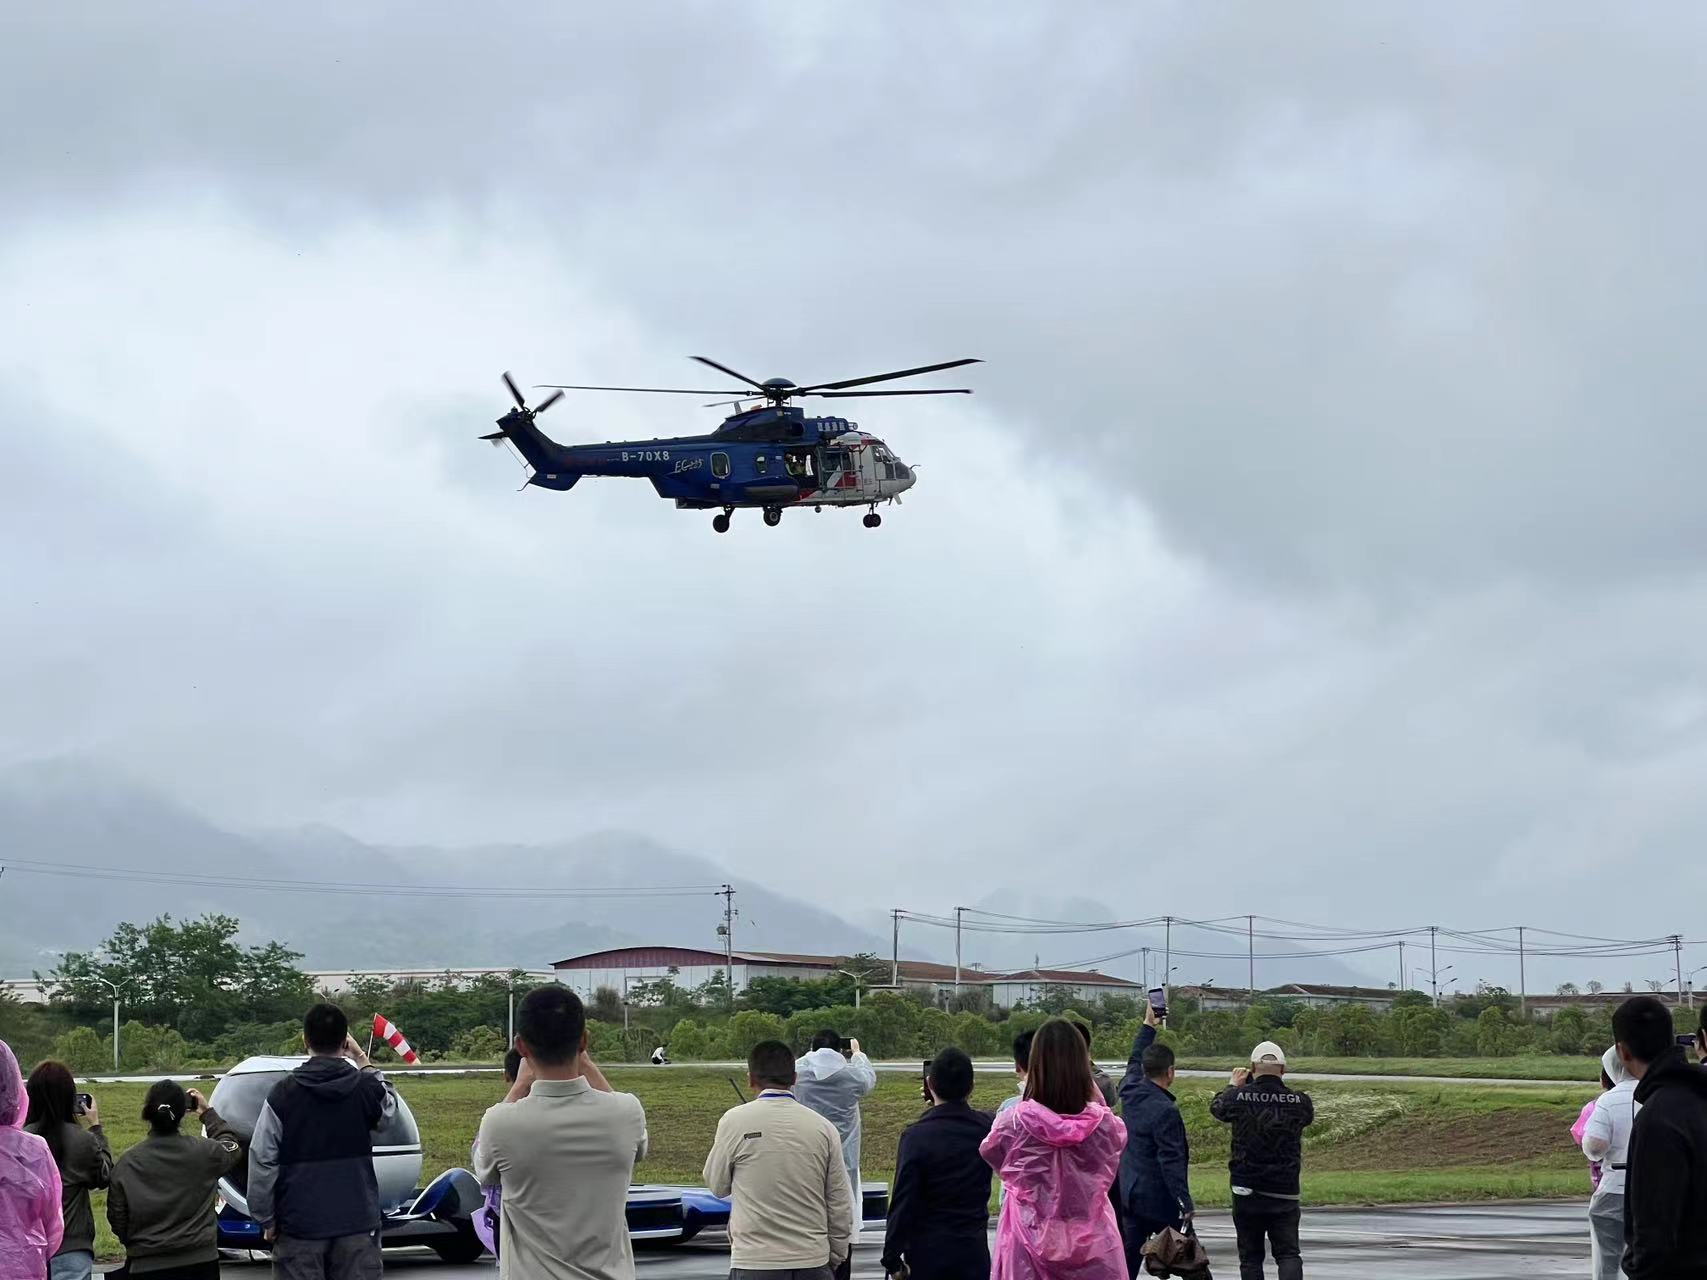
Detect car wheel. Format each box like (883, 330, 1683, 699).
(429, 1226, 486, 1264)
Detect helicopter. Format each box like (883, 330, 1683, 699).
(480, 355, 979, 531)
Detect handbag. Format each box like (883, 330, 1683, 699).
(1141, 1223, 1213, 1278)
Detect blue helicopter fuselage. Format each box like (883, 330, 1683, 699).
(493, 403, 915, 511)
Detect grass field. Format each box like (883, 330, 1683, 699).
(76, 1068, 1597, 1261)
(1173, 1054, 1604, 1082)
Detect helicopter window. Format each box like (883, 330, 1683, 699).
(711, 452, 730, 479)
(756, 455, 768, 475)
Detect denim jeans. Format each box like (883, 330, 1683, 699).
(49, 1252, 94, 1280)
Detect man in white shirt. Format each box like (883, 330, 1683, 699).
(705, 1040, 855, 1280)
(475, 987, 648, 1280)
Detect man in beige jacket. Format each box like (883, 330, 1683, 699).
(704, 1040, 855, 1280)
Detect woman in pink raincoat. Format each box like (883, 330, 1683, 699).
(0, 1038, 64, 1280)
(981, 1019, 1127, 1280)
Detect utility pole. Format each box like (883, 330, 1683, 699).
(953, 906, 966, 993)
(1164, 916, 1173, 992)
(1674, 935, 1685, 1006)
(1517, 926, 1527, 1018)
(1398, 940, 1405, 992)
(1141, 946, 1151, 989)
(891, 910, 901, 988)
(1247, 915, 1255, 1000)
(718, 884, 736, 1004)
(1430, 925, 1439, 1007)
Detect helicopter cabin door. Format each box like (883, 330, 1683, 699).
(817, 444, 862, 498)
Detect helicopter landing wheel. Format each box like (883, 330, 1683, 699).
(863, 512, 882, 529)
(712, 511, 731, 534)
(763, 506, 783, 528)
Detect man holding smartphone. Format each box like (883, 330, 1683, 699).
(1210, 1042, 1314, 1280)
(1118, 999, 1194, 1275)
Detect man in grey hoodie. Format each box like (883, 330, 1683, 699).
(249, 1004, 397, 1280)
(794, 1030, 877, 1280)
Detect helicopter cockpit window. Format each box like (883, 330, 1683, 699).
(711, 452, 730, 479)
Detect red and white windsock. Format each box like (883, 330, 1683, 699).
(373, 1014, 419, 1064)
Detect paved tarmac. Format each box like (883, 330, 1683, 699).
(211, 1201, 1592, 1280)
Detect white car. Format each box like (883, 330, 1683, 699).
(209, 1056, 485, 1262)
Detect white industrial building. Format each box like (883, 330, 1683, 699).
(551, 946, 1140, 1006)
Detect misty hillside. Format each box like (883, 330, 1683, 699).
(0, 759, 1378, 991)
(0, 759, 884, 975)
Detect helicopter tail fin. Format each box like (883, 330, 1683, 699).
(484, 409, 582, 491)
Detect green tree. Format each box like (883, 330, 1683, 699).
(1475, 1007, 1517, 1056)
(589, 986, 624, 1024)
(49, 914, 311, 1038)
(115, 1022, 190, 1072)
(723, 1011, 789, 1057)
(449, 1025, 508, 1062)
(52, 1026, 108, 1073)
(1384, 1005, 1449, 1056)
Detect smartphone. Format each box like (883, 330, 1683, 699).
(74, 1093, 92, 1117)
(1678, 1034, 1698, 1049)
(920, 1059, 931, 1102)
(1147, 986, 1169, 1022)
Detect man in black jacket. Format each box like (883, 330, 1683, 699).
(882, 1047, 992, 1280)
(1119, 1003, 1194, 1277)
(1210, 1040, 1314, 1280)
(1616, 995, 1707, 1280)
(250, 1004, 397, 1280)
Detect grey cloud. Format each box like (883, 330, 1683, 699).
(10, 5, 1706, 588)
(5, 9, 1707, 989)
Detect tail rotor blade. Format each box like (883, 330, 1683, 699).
(501, 371, 527, 410)
(533, 389, 566, 414)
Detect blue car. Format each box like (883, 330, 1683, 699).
(675, 1182, 889, 1244)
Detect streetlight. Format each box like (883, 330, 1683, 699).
(831, 970, 867, 1008)
(91, 976, 130, 1073)
(1686, 964, 1707, 1008)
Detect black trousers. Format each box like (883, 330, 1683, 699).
(1232, 1196, 1301, 1280)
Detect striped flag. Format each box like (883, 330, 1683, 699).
(373, 1013, 420, 1064)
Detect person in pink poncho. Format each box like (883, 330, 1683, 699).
(981, 1019, 1127, 1280)
(0, 1038, 64, 1280)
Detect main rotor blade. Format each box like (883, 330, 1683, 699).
(536, 383, 747, 395)
(690, 356, 767, 390)
(501, 371, 527, 410)
(809, 388, 973, 398)
(533, 389, 566, 414)
(794, 358, 981, 393)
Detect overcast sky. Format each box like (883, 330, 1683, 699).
(5, 4, 1707, 986)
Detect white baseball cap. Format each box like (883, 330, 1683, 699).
(1251, 1041, 1286, 1066)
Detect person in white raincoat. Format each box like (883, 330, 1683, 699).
(794, 1029, 877, 1271)
(1582, 1044, 1639, 1280)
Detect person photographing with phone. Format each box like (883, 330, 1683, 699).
(882, 1048, 993, 1280)
(1210, 1041, 1315, 1280)
(795, 1029, 877, 1280)
(247, 1004, 397, 1280)
(1117, 991, 1194, 1276)
(24, 1062, 112, 1280)
(107, 1080, 243, 1280)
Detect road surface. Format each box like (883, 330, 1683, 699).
(206, 1202, 1593, 1280)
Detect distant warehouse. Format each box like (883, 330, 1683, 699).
(551, 946, 1140, 1007)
